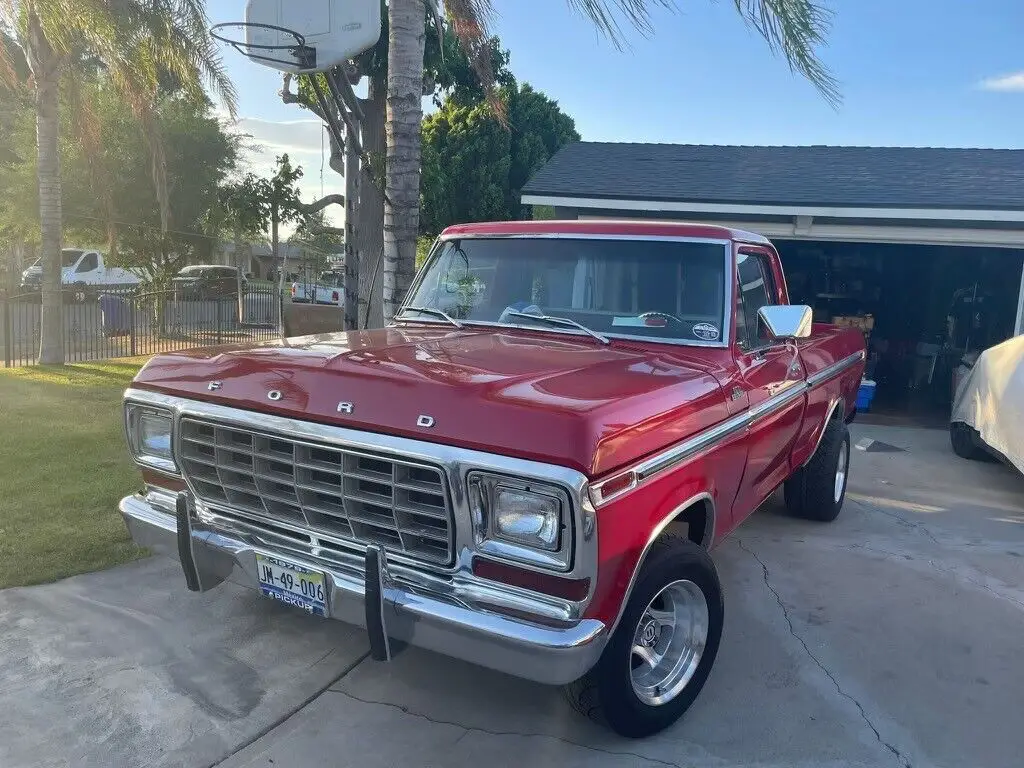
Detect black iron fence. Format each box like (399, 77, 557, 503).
(1, 284, 282, 367)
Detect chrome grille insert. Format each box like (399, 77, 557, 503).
(179, 418, 453, 564)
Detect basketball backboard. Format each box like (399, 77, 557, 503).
(214, 0, 381, 74)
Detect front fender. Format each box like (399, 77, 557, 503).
(583, 424, 747, 629)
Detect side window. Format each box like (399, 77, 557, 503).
(735, 252, 777, 349)
(77, 252, 98, 273)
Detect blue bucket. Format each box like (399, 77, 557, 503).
(856, 380, 877, 412)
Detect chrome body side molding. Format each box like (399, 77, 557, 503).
(590, 350, 865, 508)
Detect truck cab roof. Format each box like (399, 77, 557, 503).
(439, 219, 771, 246)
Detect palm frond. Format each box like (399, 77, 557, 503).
(564, 0, 675, 44)
(442, 0, 506, 120)
(566, 0, 837, 103)
(156, 0, 238, 115)
(733, 0, 839, 106)
(0, 35, 21, 88)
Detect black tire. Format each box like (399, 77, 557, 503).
(563, 535, 724, 738)
(784, 417, 850, 522)
(950, 422, 989, 461)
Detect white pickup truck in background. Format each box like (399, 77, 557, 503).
(290, 268, 344, 306)
(21, 248, 142, 299)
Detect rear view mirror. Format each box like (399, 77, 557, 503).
(758, 305, 813, 340)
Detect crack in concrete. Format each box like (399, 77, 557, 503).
(848, 543, 1024, 612)
(206, 651, 371, 768)
(854, 499, 941, 546)
(328, 688, 692, 768)
(736, 539, 911, 768)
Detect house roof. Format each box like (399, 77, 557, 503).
(522, 143, 1024, 212)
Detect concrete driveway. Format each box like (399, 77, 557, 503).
(2, 424, 1023, 768)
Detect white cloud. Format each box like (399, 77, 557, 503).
(228, 115, 346, 229)
(979, 72, 1024, 91)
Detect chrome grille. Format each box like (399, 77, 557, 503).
(178, 418, 454, 564)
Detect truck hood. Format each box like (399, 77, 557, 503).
(133, 328, 732, 477)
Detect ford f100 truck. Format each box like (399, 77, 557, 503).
(119, 220, 865, 737)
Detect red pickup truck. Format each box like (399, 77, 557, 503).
(120, 220, 865, 737)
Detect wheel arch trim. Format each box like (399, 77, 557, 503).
(606, 491, 715, 637)
(802, 396, 845, 468)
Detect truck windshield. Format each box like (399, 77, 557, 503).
(404, 237, 728, 344)
(61, 249, 84, 267)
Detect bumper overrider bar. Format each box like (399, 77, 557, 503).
(118, 390, 606, 685)
(121, 492, 605, 684)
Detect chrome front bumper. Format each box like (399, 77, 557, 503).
(120, 493, 608, 685)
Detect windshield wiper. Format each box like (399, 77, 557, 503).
(504, 310, 610, 345)
(396, 306, 465, 329)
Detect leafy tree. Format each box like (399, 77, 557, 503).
(210, 172, 273, 316)
(382, 0, 838, 322)
(60, 91, 239, 286)
(0, 0, 236, 363)
(258, 154, 306, 271)
(421, 82, 579, 236)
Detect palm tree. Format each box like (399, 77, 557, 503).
(382, 0, 837, 322)
(0, 0, 236, 364)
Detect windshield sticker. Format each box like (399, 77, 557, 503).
(611, 316, 647, 327)
(693, 322, 720, 341)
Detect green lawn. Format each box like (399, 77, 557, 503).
(0, 359, 151, 588)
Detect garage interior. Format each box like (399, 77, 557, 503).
(776, 240, 1024, 425)
(520, 143, 1024, 426)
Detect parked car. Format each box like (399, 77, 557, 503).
(290, 269, 344, 305)
(117, 220, 865, 738)
(172, 265, 246, 300)
(20, 248, 141, 300)
(950, 336, 1024, 471)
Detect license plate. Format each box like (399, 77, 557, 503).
(256, 554, 328, 617)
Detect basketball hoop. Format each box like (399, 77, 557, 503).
(211, 22, 318, 72)
(215, 1, 382, 75)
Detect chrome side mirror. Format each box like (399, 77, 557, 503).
(758, 305, 813, 340)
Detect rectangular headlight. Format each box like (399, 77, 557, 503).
(493, 487, 561, 550)
(468, 473, 572, 571)
(125, 404, 177, 473)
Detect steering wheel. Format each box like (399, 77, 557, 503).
(638, 311, 684, 326)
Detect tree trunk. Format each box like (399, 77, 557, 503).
(356, 77, 386, 329)
(28, 12, 64, 365)
(234, 234, 245, 324)
(343, 124, 360, 331)
(271, 203, 280, 284)
(383, 0, 426, 324)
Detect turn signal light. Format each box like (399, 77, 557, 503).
(471, 557, 590, 601)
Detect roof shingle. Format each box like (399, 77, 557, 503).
(522, 143, 1024, 211)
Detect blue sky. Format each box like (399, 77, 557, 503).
(207, 0, 1024, 206)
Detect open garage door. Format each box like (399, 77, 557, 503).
(776, 240, 1024, 426)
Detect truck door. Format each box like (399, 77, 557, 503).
(732, 248, 806, 517)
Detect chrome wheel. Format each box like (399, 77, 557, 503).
(834, 440, 848, 503)
(629, 579, 709, 706)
